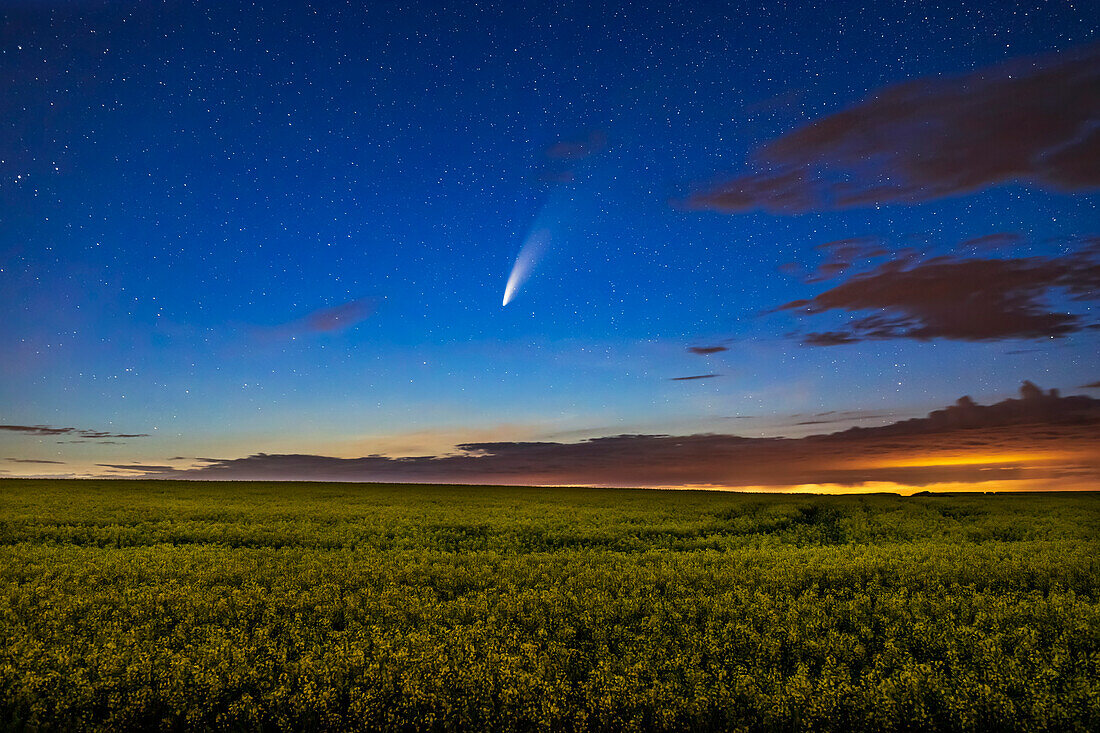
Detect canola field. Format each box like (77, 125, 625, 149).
(0, 479, 1097, 731)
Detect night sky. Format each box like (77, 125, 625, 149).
(2, 1, 1098, 491)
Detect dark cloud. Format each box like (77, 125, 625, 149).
(4, 458, 64, 464)
(109, 383, 1100, 490)
(0, 425, 149, 439)
(835, 381, 1098, 436)
(57, 440, 125, 445)
(780, 247, 1100, 344)
(669, 374, 721, 381)
(687, 345, 728, 355)
(98, 464, 180, 473)
(1081, 381, 1100, 389)
(801, 331, 860, 346)
(687, 45, 1100, 213)
(0, 425, 72, 436)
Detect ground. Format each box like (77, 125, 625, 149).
(0, 479, 1097, 731)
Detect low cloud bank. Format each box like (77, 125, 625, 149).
(105, 383, 1100, 490)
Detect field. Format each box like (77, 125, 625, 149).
(0, 479, 1098, 731)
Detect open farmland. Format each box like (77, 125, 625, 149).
(0, 479, 1098, 731)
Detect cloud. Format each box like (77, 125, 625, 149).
(836, 381, 1096, 435)
(788, 410, 898, 427)
(537, 131, 607, 186)
(1081, 381, 1100, 389)
(57, 440, 125, 444)
(687, 345, 728, 355)
(669, 374, 721, 381)
(97, 464, 180, 473)
(0, 425, 149, 439)
(687, 45, 1100, 213)
(800, 331, 860, 346)
(300, 298, 376, 334)
(813, 236, 884, 260)
(102, 382, 1100, 491)
(779, 245, 1100, 344)
(0, 425, 73, 437)
(258, 298, 377, 341)
(961, 232, 1026, 252)
(802, 236, 890, 282)
(545, 131, 607, 160)
(4, 458, 64, 464)
(0, 473, 81, 480)
(780, 237, 896, 285)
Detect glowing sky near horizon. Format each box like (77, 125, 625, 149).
(1, 0, 1098, 488)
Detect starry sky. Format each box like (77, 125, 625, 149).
(2, 0, 1098, 491)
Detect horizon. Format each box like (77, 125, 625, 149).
(6, 380, 1099, 492)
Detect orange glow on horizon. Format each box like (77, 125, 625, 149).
(646, 478, 1099, 494)
(862, 451, 1075, 469)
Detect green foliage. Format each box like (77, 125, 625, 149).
(0, 479, 1098, 731)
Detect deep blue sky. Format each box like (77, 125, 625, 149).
(2, 0, 1098, 486)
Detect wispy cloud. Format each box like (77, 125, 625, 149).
(300, 298, 377, 333)
(97, 464, 178, 473)
(258, 297, 377, 341)
(0, 425, 149, 439)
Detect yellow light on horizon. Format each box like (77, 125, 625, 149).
(865, 451, 1073, 469)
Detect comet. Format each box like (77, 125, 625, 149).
(502, 228, 550, 306)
